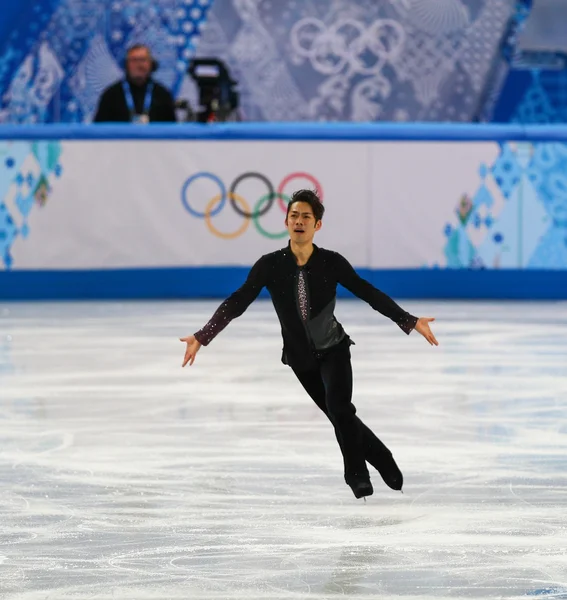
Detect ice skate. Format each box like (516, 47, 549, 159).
(369, 451, 403, 491)
(346, 474, 374, 499)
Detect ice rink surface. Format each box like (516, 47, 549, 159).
(1, 299, 566, 600)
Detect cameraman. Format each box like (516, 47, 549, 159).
(93, 44, 176, 123)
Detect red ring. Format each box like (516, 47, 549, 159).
(276, 172, 324, 213)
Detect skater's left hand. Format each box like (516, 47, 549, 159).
(415, 317, 438, 346)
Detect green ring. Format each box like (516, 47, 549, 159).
(252, 193, 290, 239)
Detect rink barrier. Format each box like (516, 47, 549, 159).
(1, 123, 567, 301)
(2, 122, 567, 141)
(1, 268, 566, 301)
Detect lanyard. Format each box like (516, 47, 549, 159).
(122, 80, 154, 119)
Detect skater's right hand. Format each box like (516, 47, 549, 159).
(180, 335, 202, 367)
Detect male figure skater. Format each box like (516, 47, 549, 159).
(180, 189, 438, 499)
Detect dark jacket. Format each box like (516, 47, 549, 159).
(194, 243, 418, 371)
(93, 78, 176, 123)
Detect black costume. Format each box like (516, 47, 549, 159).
(93, 78, 176, 123)
(194, 242, 418, 497)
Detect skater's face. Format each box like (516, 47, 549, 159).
(286, 201, 321, 243)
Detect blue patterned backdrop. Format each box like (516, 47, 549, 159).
(0, 0, 212, 124)
(483, 0, 567, 123)
(0, 0, 566, 124)
(193, 0, 513, 122)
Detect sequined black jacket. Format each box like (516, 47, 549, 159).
(194, 243, 418, 371)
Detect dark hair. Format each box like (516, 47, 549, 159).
(286, 189, 325, 222)
(126, 44, 151, 57)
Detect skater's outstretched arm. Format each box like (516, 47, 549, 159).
(180, 256, 268, 367)
(334, 252, 438, 345)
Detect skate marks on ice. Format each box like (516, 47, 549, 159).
(1, 300, 567, 599)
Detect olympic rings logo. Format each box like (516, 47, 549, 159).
(290, 18, 405, 76)
(181, 171, 324, 239)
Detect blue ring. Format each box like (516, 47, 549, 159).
(181, 172, 226, 219)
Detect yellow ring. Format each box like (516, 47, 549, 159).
(204, 192, 251, 240)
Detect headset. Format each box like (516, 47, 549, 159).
(123, 44, 159, 73)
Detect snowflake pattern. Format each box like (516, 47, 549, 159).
(190, 0, 511, 122)
(0, 141, 63, 269)
(0, 0, 213, 123)
(443, 142, 566, 270)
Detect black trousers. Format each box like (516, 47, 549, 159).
(292, 340, 400, 486)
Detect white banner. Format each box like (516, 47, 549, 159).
(2, 139, 566, 272)
(371, 142, 501, 268)
(6, 141, 370, 270)
(370, 141, 560, 270)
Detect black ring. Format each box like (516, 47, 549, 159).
(229, 172, 275, 218)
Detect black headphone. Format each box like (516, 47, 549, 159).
(123, 45, 159, 73)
